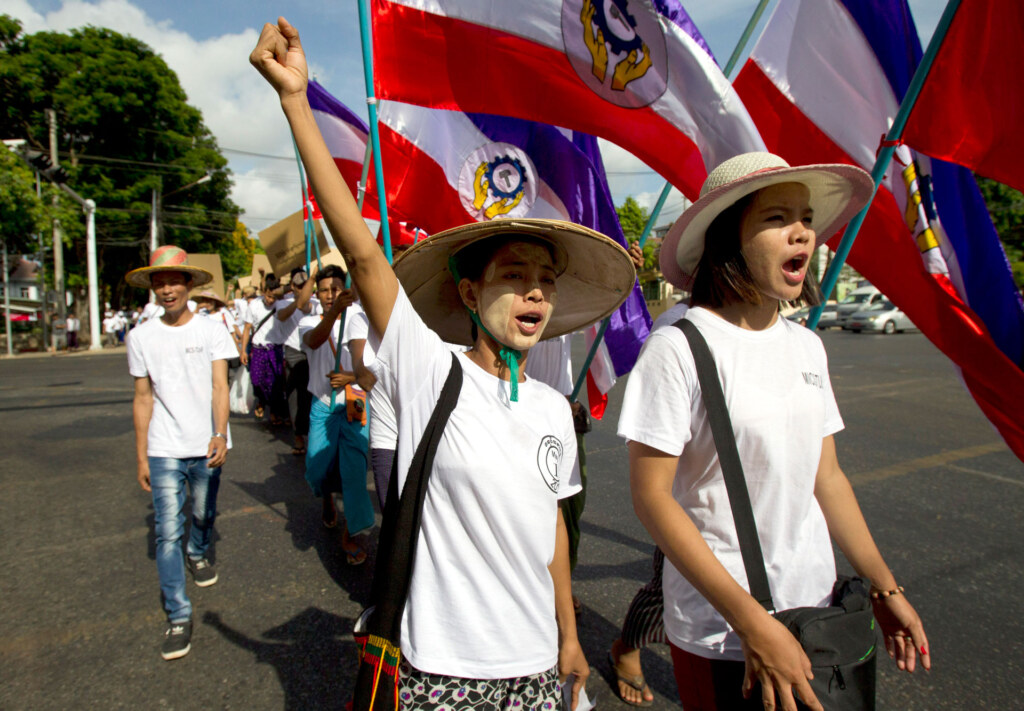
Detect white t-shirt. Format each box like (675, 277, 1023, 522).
(244, 297, 285, 347)
(127, 314, 238, 458)
(652, 301, 690, 332)
(208, 309, 242, 348)
(366, 288, 580, 679)
(299, 303, 371, 406)
(277, 293, 322, 351)
(368, 378, 397, 451)
(618, 307, 843, 661)
(524, 333, 573, 396)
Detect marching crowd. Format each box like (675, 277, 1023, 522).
(121, 17, 932, 711)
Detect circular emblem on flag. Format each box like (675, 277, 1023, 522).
(536, 435, 564, 493)
(561, 0, 668, 109)
(458, 142, 538, 221)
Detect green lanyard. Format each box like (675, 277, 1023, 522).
(448, 256, 523, 402)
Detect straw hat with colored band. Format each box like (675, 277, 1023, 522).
(125, 245, 214, 289)
(659, 152, 875, 290)
(393, 218, 636, 347)
(191, 287, 227, 307)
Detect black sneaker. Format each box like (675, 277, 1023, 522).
(160, 620, 192, 661)
(187, 557, 218, 587)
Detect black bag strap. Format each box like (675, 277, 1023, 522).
(674, 319, 776, 612)
(251, 307, 276, 338)
(368, 352, 463, 640)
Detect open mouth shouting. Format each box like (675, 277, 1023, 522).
(515, 310, 546, 336)
(782, 252, 809, 284)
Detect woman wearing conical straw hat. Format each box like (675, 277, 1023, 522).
(620, 152, 931, 710)
(251, 18, 636, 710)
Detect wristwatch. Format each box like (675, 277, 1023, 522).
(212, 432, 227, 440)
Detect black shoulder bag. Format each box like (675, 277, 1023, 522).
(352, 353, 463, 711)
(675, 319, 877, 711)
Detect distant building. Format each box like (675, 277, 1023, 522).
(0, 258, 43, 321)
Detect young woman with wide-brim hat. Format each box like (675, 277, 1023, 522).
(251, 17, 636, 710)
(620, 152, 931, 711)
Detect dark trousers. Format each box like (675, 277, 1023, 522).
(284, 346, 311, 437)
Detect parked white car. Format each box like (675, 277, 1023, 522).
(837, 286, 884, 326)
(786, 303, 840, 329)
(846, 300, 917, 334)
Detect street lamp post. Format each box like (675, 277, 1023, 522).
(84, 199, 100, 351)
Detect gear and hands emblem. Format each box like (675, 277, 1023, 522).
(581, 0, 652, 92)
(472, 158, 527, 220)
(581, 0, 609, 83)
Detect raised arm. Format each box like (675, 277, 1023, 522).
(277, 264, 318, 321)
(250, 18, 397, 338)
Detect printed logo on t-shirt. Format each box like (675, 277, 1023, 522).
(801, 371, 823, 389)
(185, 346, 205, 354)
(536, 435, 563, 493)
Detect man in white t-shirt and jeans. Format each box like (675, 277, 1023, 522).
(125, 245, 237, 661)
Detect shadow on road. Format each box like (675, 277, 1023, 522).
(229, 448, 375, 609)
(204, 608, 359, 710)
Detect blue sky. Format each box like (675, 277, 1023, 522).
(2, 0, 942, 233)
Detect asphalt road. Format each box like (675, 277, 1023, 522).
(1, 328, 1022, 710)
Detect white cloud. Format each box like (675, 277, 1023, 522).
(2, 0, 306, 231)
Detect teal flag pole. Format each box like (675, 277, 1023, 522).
(329, 272, 355, 409)
(357, 0, 393, 265)
(807, 0, 962, 329)
(567, 0, 770, 404)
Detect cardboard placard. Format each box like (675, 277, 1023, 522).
(257, 210, 329, 278)
(250, 254, 272, 288)
(187, 253, 225, 298)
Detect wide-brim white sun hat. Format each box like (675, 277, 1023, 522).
(393, 218, 636, 347)
(660, 152, 874, 290)
(126, 244, 214, 289)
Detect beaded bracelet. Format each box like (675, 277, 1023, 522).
(870, 585, 905, 600)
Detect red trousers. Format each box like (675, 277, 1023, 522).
(670, 642, 764, 711)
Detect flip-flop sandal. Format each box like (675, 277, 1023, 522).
(254, 405, 264, 419)
(344, 544, 367, 566)
(291, 441, 306, 456)
(341, 532, 367, 566)
(608, 651, 654, 707)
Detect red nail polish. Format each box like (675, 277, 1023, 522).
(920, 646, 928, 655)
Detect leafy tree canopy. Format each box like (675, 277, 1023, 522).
(976, 176, 1024, 285)
(0, 15, 252, 306)
(0, 145, 46, 252)
(616, 196, 659, 272)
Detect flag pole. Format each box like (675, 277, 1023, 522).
(567, 0, 770, 403)
(291, 132, 321, 272)
(807, 0, 963, 329)
(356, 0, 393, 266)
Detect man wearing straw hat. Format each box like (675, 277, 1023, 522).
(125, 245, 239, 661)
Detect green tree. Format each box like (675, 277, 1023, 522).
(0, 15, 250, 306)
(975, 176, 1024, 284)
(0, 145, 46, 253)
(616, 196, 649, 241)
(616, 196, 659, 272)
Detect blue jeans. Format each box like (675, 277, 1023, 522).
(149, 456, 221, 622)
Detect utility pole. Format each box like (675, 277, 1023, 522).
(46, 109, 66, 334)
(2, 240, 12, 356)
(149, 176, 161, 304)
(36, 172, 48, 350)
